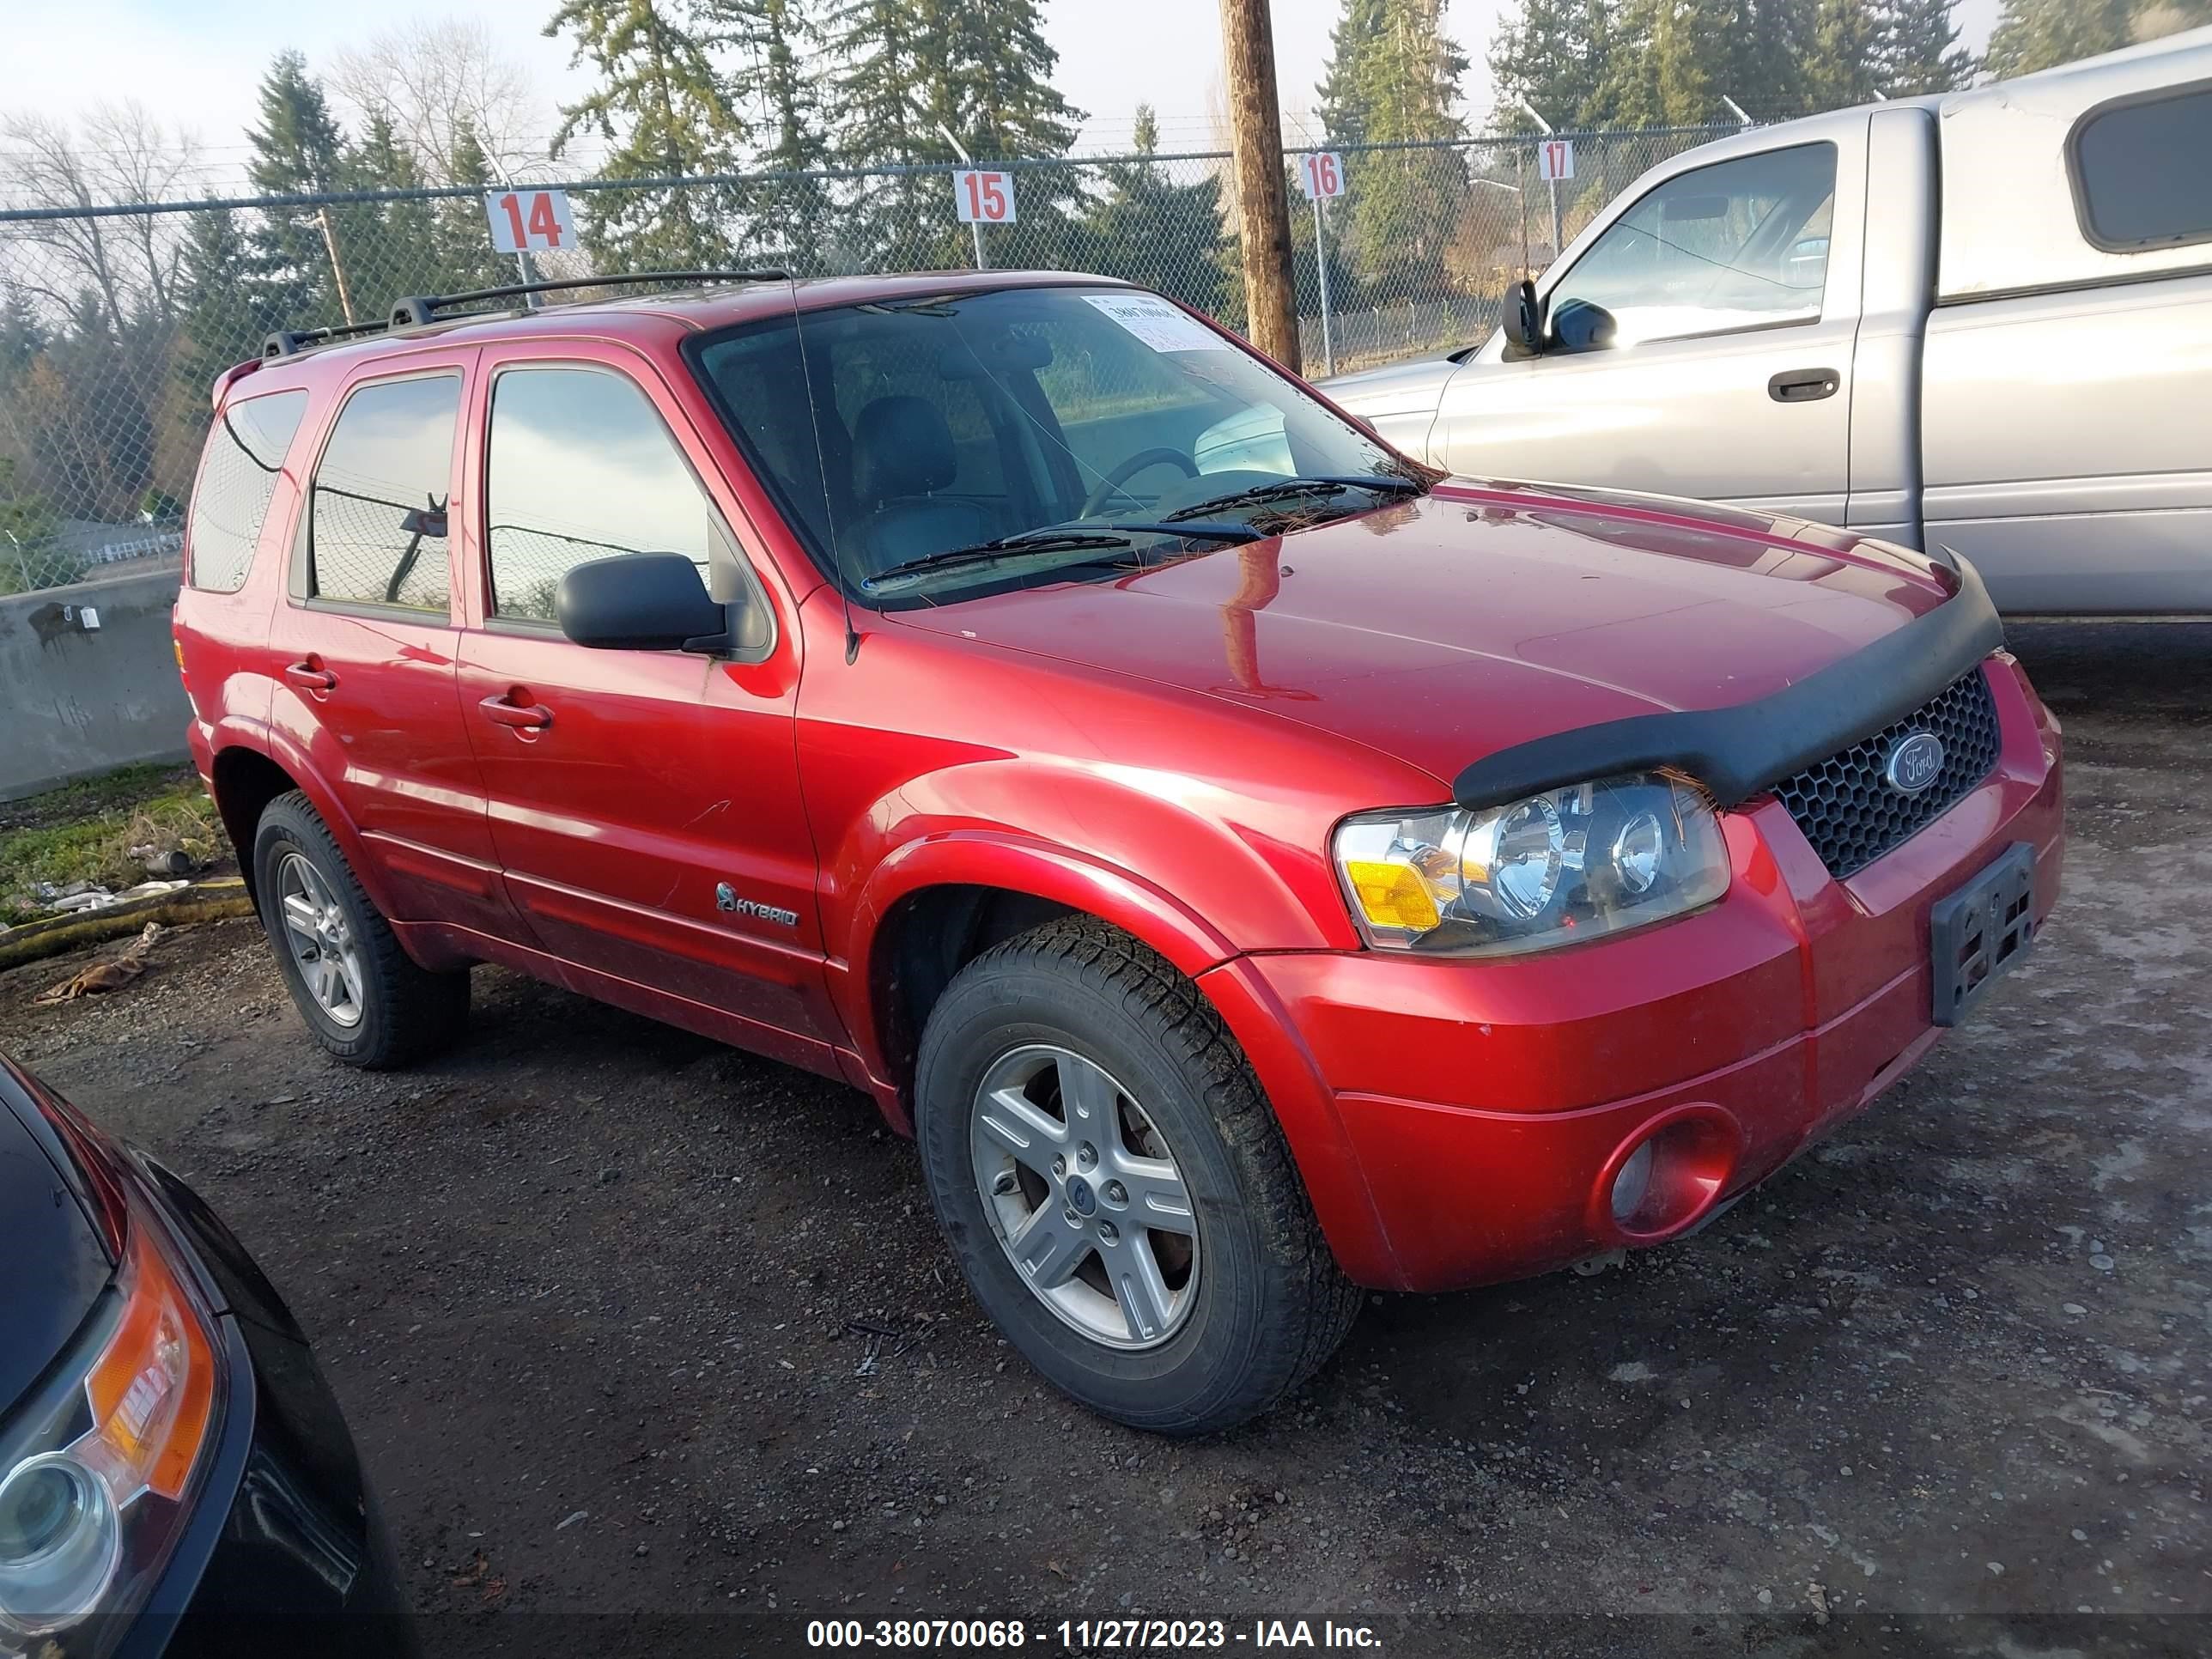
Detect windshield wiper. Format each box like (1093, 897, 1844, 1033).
(860, 521, 1259, 590)
(1161, 474, 1425, 524)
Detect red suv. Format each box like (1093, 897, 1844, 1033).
(173, 271, 2063, 1434)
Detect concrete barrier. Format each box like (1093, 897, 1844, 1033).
(0, 565, 191, 801)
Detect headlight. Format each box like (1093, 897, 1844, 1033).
(1333, 774, 1729, 956)
(1, 1147, 224, 1656)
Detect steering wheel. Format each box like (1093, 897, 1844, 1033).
(1080, 447, 1199, 518)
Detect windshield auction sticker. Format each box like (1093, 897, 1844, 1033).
(1084, 293, 1230, 353)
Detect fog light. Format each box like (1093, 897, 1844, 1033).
(1608, 1139, 1655, 1225)
(0, 1453, 121, 1634)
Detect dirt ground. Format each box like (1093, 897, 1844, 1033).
(3, 622, 2207, 1658)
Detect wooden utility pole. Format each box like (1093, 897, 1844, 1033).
(1219, 0, 1300, 374)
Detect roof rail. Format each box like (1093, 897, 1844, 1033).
(385, 270, 791, 328)
(262, 318, 389, 360)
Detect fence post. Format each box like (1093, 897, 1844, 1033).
(1516, 148, 1530, 277)
(1311, 191, 1335, 378)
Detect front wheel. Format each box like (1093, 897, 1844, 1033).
(915, 918, 1359, 1434)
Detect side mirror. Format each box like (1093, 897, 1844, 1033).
(1499, 279, 1544, 360)
(1550, 298, 1618, 354)
(557, 553, 728, 652)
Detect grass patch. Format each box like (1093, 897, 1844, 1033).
(1, 764, 224, 927)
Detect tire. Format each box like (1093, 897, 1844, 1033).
(252, 790, 467, 1069)
(915, 916, 1360, 1435)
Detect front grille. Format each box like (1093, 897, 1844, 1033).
(1771, 667, 2001, 878)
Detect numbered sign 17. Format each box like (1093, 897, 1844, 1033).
(1536, 139, 1576, 183)
(1299, 152, 1346, 200)
(952, 170, 1017, 225)
(486, 188, 577, 254)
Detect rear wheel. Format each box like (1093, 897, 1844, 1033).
(915, 917, 1359, 1434)
(252, 791, 467, 1068)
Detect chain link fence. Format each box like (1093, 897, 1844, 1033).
(0, 125, 1732, 594)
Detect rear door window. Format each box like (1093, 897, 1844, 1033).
(2071, 86, 2212, 251)
(188, 390, 307, 592)
(307, 374, 459, 612)
(483, 366, 720, 623)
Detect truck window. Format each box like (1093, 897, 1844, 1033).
(1550, 143, 1838, 348)
(483, 366, 720, 623)
(188, 390, 307, 593)
(2071, 86, 2212, 252)
(307, 374, 459, 613)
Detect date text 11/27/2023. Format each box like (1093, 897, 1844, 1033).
(804, 1618, 1384, 1649)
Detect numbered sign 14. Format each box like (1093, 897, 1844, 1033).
(1299, 152, 1346, 200)
(486, 188, 577, 254)
(1536, 139, 1576, 183)
(952, 170, 1017, 224)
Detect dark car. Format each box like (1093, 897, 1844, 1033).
(0, 1054, 412, 1656)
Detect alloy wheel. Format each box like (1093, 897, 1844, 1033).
(276, 852, 366, 1029)
(969, 1043, 1200, 1349)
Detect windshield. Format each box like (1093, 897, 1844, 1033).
(686, 284, 1422, 603)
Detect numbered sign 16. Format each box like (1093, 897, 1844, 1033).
(1299, 152, 1346, 200)
(1536, 139, 1576, 183)
(486, 188, 577, 254)
(952, 170, 1017, 225)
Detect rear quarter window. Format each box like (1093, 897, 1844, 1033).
(187, 390, 308, 593)
(2069, 83, 2212, 252)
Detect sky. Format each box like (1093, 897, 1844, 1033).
(7, 0, 2005, 190)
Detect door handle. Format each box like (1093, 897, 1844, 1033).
(478, 693, 553, 732)
(1768, 368, 1841, 404)
(283, 660, 337, 692)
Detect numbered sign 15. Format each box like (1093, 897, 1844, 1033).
(486, 188, 577, 254)
(1299, 152, 1346, 200)
(952, 170, 1017, 225)
(1536, 139, 1576, 183)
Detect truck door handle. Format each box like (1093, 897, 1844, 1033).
(478, 693, 553, 732)
(1768, 368, 1840, 404)
(283, 660, 337, 692)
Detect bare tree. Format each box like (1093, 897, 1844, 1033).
(0, 112, 129, 326)
(82, 102, 201, 320)
(0, 105, 201, 329)
(330, 18, 551, 185)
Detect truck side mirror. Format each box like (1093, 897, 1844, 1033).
(1500, 279, 1545, 361)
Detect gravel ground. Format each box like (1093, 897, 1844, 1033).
(2, 622, 2206, 1658)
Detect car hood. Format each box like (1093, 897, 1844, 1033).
(0, 1068, 114, 1411)
(890, 480, 1957, 797)
(1316, 353, 1461, 420)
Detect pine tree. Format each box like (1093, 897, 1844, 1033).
(172, 206, 279, 394)
(1490, 0, 1616, 128)
(545, 0, 750, 269)
(1871, 0, 1972, 93)
(1801, 0, 1881, 110)
(1073, 104, 1231, 315)
(340, 112, 446, 308)
(1316, 0, 1469, 297)
(829, 0, 1081, 270)
(436, 119, 522, 295)
(713, 0, 833, 271)
(1982, 0, 2133, 78)
(246, 51, 354, 325)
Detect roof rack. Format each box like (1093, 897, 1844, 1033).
(262, 318, 389, 360)
(385, 270, 791, 328)
(258, 270, 793, 361)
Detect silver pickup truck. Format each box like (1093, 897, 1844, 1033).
(1324, 27, 2212, 614)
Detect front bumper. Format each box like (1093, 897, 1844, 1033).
(1204, 655, 2063, 1293)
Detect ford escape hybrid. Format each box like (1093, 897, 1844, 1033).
(173, 271, 2063, 1434)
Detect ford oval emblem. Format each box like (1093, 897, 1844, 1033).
(1884, 731, 1945, 796)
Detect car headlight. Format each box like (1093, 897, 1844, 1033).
(1332, 774, 1729, 956)
(1, 1141, 225, 1656)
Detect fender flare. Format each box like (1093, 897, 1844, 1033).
(205, 720, 398, 919)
